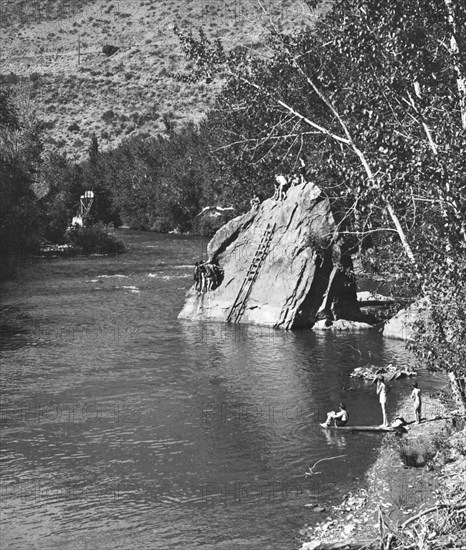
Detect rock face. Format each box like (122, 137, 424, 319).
(383, 299, 429, 340)
(178, 181, 365, 329)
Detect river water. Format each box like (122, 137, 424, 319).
(0, 231, 446, 550)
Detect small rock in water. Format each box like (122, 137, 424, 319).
(301, 541, 321, 550)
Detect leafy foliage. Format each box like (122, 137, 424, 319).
(0, 89, 42, 278)
(65, 223, 125, 255)
(78, 123, 217, 233)
(409, 261, 466, 377)
(175, 0, 466, 384)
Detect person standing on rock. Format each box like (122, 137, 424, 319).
(203, 259, 219, 292)
(199, 262, 207, 293)
(250, 195, 260, 210)
(411, 381, 422, 424)
(273, 174, 290, 201)
(376, 375, 389, 427)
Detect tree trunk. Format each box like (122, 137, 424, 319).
(448, 371, 466, 417)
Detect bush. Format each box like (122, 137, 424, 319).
(102, 44, 119, 57)
(101, 109, 115, 122)
(150, 217, 173, 233)
(395, 430, 451, 468)
(66, 223, 125, 255)
(68, 122, 80, 132)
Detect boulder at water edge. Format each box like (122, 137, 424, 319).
(178, 181, 365, 329)
(383, 298, 429, 340)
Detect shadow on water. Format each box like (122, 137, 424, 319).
(0, 230, 447, 550)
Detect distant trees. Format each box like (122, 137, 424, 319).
(0, 89, 42, 276)
(38, 151, 85, 242)
(81, 123, 217, 233)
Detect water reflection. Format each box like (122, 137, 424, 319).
(0, 231, 447, 550)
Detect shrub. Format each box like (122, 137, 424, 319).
(130, 111, 141, 123)
(102, 44, 119, 56)
(66, 223, 125, 255)
(396, 430, 451, 468)
(101, 109, 115, 122)
(151, 217, 173, 233)
(0, 73, 19, 85)
(68, 122, 80, 132)
(397, 443, 422, 467)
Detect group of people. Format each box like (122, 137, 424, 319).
(321, 377, 422, 428)
(194, 259, 223, 293)
(273, 158, 307, 201)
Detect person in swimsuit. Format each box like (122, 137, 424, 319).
(321, 403, 348, 427)
(410, 381, 422, 424)
(250, 195, 260, 209)
(194, 262, 201, 291)
(376, 375, 389, 427)
(203, 261, 217, 291)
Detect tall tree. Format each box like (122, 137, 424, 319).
(0, 89, 41, 274)
(176, 0, 466, 404)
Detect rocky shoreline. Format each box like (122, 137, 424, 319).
(298, 395, 466, 550)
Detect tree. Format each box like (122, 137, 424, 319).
(176, 0, 465, 258)
(39, 152, 85, 242)
(175, 0, 466, 406)
(0, 89, 42, 276)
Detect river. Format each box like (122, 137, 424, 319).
(0, 230, 446, 549)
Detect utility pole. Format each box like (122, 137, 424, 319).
(78, 35, 81, 65)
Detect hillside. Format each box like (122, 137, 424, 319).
(0, 0, 324, 161)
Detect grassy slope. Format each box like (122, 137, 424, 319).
(0, 0, 324, 161)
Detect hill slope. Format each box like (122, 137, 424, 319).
(0, 0, 324, 160)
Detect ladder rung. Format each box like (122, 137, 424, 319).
(227, 223, 275, 323)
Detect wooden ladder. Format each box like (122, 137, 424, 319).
(227, 223, 275, 323)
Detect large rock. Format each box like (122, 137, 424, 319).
(178, 181, 364, 329)
(383, 299, 429, 340)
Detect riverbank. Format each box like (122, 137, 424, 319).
(298, 394, 466, 549)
